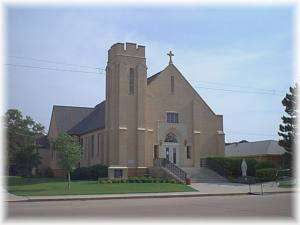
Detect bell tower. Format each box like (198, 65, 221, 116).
(105, 43, 147, 177)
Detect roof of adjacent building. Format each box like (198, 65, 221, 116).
(147, 71, 161, 84)
(50, 105, 94, 135)
(48, 71, 161, 137)
(67, 100, 106, 135)
(225, 140, 286, 157)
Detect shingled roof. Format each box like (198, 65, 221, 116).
(49, 71, 161, 137)
(68, 100, 106, 135)
(50, 105, 94, 135)
(225, 140, 286, 157)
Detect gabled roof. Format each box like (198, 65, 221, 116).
(147, 71, 162, 84)
(147, 63, 217, 116)
(49, 105, 94, 135)
(68, 101, 106, 135)
(225, 140, 286, 157)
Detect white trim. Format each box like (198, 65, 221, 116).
(147, 129, 153, 132)
(193, 130, 201, 134)
(137, 127, 146, 131)
(165, 111, 178, 113)
(119, 127, 127, 130)
(109, 166, 128, 169)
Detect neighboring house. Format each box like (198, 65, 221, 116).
(43, 42, 225, 178)
(225, 140, 286, 165)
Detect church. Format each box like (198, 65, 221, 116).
(43, 42, 225, 179)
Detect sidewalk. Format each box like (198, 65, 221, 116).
(6, 182, 296, 203)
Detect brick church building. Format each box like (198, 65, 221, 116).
(40, 42, 225, 179)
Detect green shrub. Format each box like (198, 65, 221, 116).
(71, 164, 108, 180)
(206, 157, 257, 178)
(256, 168, 277, 182)
(255, 161, 276, 170)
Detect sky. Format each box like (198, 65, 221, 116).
(5, 5, 295, 143)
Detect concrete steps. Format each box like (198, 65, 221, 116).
(181, 167, 228, 183)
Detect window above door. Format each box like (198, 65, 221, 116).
(166, 112, 178, 123)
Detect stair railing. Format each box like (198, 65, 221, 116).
(153, 158, 187, 181)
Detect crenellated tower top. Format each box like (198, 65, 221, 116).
(108, 42, 145, 61)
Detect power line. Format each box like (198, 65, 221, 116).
(5, 62, 286, 97)
(9, 55, 105, 71)
(195, 85, 283, 96)
(195, 80, 286, 93)
(5, 63, 104, 75)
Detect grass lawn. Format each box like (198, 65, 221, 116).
(278, 179, 296, 188)
(7, 177, 196, 196)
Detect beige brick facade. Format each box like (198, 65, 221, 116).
(47, 42, 225, 177)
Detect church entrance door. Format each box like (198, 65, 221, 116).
(163, 143, 179, 165)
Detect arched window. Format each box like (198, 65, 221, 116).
(164, 132, 178, 143)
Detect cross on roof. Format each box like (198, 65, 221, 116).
(167, 50, 174, 65)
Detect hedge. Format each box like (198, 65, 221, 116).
(98, 177, 180, 184)
(255, 161, 276, 170)
(206, 157, 257, 178)
(71, 164, 108, 180)
(256, 168, 277, 182)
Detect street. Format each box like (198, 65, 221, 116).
(7, 193, 294, 219)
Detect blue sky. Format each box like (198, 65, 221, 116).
(6, 5, 294, 142)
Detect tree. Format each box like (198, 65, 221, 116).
(5, 109, 45, 176)
(54, 132, 81, 190)
(278, 84, 297, 168)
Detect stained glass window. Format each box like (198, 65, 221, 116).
(165, 132, 178, 143)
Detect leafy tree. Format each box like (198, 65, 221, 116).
(5, 109, 45, 176)
(54, 132, 81, 190)
(278, 84, 297, 168)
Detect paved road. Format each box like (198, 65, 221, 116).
(7, 193, 294, 219)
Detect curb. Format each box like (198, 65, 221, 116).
(7, 191, 295, 203)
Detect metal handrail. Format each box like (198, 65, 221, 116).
(153, 158, 187, 181)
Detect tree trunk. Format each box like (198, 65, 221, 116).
(67, 172, 71, 190)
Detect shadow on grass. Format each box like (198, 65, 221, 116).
(7, 177, 65, 186)
(8, 189, 47, 196)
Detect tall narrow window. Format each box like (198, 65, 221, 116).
(91, 135, 94, 158)
(80, 138, 83, 159)
(171, 76, 174, 93)
(187, 146, 191, 159)
(101, 135, 104, 162)
(97, 134, 100, 157)
(129, 68, 134, 95)
(154, 145, 159, 159)
(84, 137, 88, 159)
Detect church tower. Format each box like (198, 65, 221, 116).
(105, 43, 147, 177)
